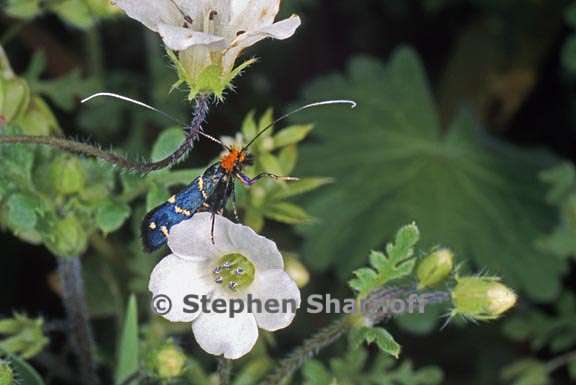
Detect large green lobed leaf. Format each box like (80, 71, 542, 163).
(296, 47, 565, 301)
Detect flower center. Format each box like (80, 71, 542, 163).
(212, 253, 255, 292)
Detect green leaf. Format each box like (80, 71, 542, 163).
(273, 124, 313, 149)
(96, 201, 131, 234)
(296, 47, 564, 301)
(302, 361, 332, 385)
(263, 202, 313, 224)
(0, 349, 45, 385)
(501, 359, 550, 385)
(151, 127, 185, 162)
(270, 177, 333, 201)
(146, 183, 170, 212)
(349, 224, 418, 297)
(350, 327, 401, 358)
(115, 295, 139, 385)
(5, 0, 41, 18)
(44, 215, 88, 258)
(6, 193, 39, 231)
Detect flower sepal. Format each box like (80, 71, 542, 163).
(168, 49, 257, 100)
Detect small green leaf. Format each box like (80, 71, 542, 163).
(258, 153, 284, 176)
(151, 127, 185, 162)
(278, 144, 298, 175)
(350, 327, 401, 358)
(264, 202, 313, 224)
(271, 177, 333, 201)
(115, 295, 139, 385)
(96, 201, 131, 234)
(302, 360, 332, 385)
(6, 193, 39, 231)
(0, 350, 45, 385)
(5, 0, 41, 18)
(273, 124, 313, 149)
(146, 184, 170, 212)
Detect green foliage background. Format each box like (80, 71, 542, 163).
(1, 0, 576, 384)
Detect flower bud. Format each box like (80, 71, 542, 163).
(0, 360, 13, 385)
(451, 276, 517, 320)
(284, 255, 310, 288)
(154, 345, 186, 379)
(50, 156, 86, 195)
(416, 248, 454, 289)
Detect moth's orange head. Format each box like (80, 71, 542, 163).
(220, 147, 249, 173)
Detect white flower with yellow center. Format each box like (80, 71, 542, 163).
(149, 212, 301, 359)
(113, 0, 301, 97)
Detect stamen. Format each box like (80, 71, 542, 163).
(228, 281, 238, 290)
(235, 267, 244, 275)
(213, 266, 222, 274)
(215, 276, 223, 284)
(211, 253, 255, 292)
(209, 10, 218, 20)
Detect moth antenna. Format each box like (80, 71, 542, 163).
(81, 92, 185, 126)
(242, 99, 357, 151)
(81, 92, 231, 151)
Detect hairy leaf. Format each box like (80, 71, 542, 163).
(295, 47, 564, 301)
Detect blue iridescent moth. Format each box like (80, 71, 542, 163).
(141, 99, 356, 251)
(79, 93, 355, 251)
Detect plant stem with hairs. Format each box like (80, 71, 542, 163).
(0, 94, 211, 173)
(58, 256, 99, 385)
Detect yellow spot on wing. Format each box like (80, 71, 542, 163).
(149, 222, 156, 230)
(198, 177, 204, 191)
(161, 226, 169, 237)
(168, 195, 176, 204)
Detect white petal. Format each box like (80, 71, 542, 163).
(249, 270, 300, 331)
(158, 23, 227, 51)
(148, 254, 213, 322)
(226, 218, 284, 271)
(231, 0, 280, 28)
(168, 213, 235, 261)
(192, 306, 258, 359)
(222, 15, 301, 71)
(113, 0, 182, 32)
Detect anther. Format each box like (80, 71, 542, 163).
(222, 262, 232, 269)
(235, 267, 244, 275)
(209, 10, 218, 20)
(228, 281, 238, 290)
(213, 266, 222, 274)
(215, 276, 223, 284)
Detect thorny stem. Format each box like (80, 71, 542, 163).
(218, 357, 233, 385)
(260, 286, 452, 385)
(0, 94, 211, 173)
(260, 317, 351, 385)
(57, 256, 99, 385)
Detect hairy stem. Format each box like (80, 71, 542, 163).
(218, 357, 232, 385)
(0, 94, 211, 173)
(260, 317, 351, 385)
(57, 256, 99, 385)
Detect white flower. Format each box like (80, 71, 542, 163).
(113, 0, 301, 91)
(149, 212, 301, 359)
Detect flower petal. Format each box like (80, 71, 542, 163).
(168, 213, 235, 261)
(249, 269, 300, 331)
(226, 218, 284, 271)
(222, 15, 301, 71)
(231, 0, 280, 28)
(158, 23, 227, 51)
(192, 306, 258, 359)
(149, 254, 213, 322)
(113, 0, 182, 32)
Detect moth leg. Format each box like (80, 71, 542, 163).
(237, 172, 298, 186)
(230, 184, 240, 222)
(210, 211, 216, 245)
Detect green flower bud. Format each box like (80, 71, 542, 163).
(451, 276, 517, 320)
(416, 248, 454, 289)
(0, 314, 48, 359)
(44, 215, 88, 258)
(284, 255, 310, 288)
(0, 360, 13, 385)
(50, 156, 86, 195)
(154, 345, 186, 379)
